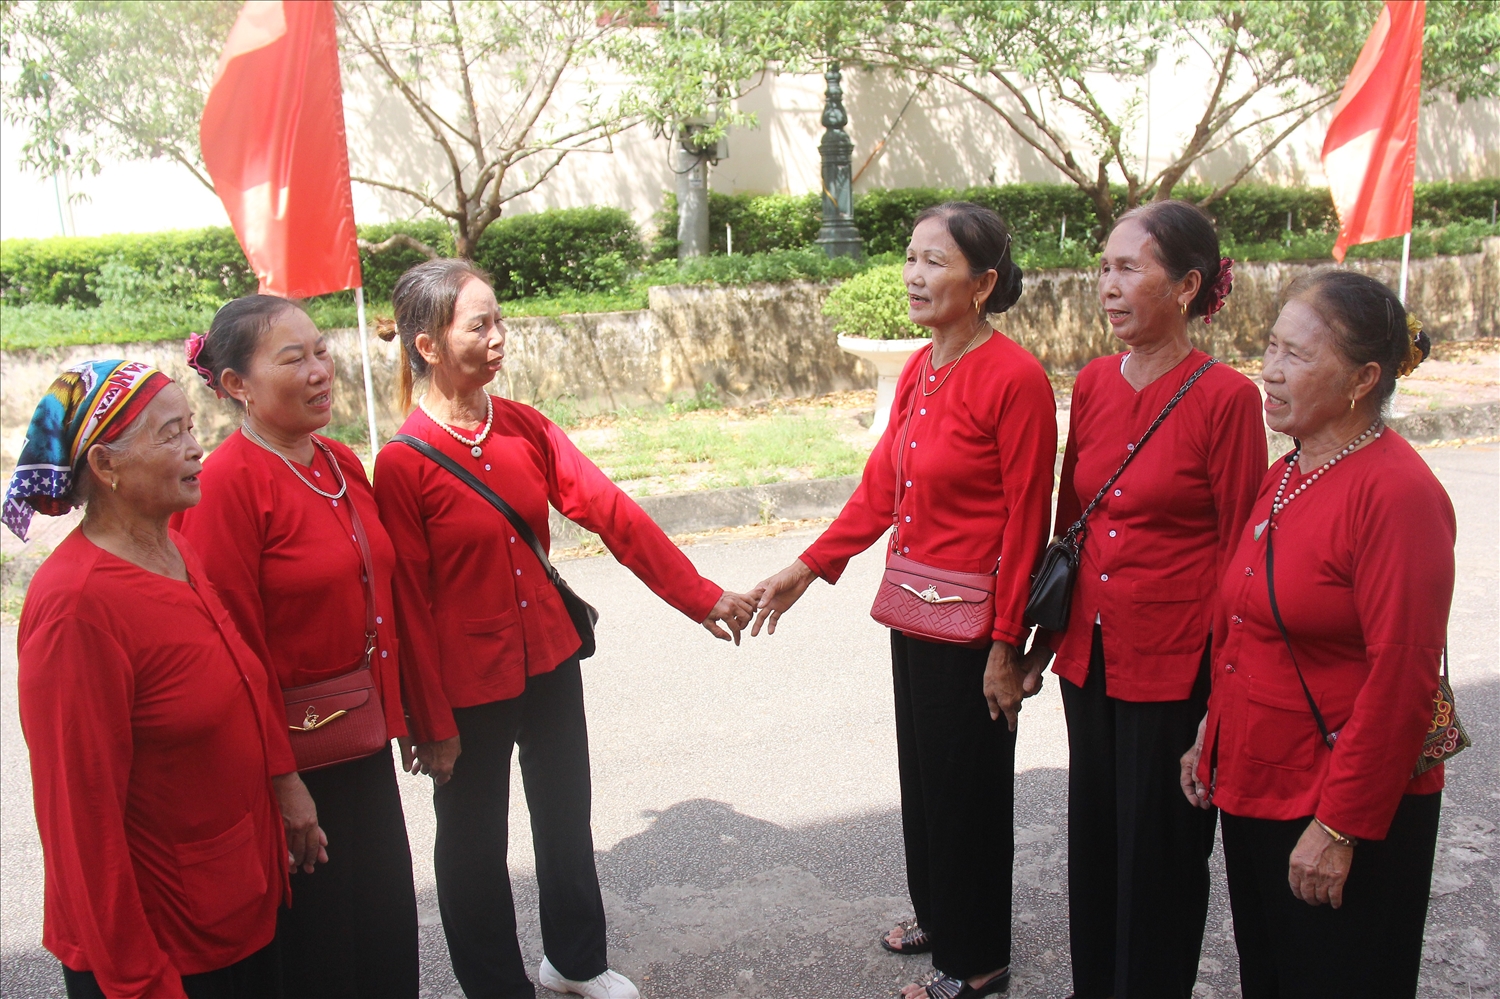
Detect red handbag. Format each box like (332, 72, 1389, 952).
(868, 386, 997, 646)
(280, 478, 388, 772)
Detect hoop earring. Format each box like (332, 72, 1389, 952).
(1349, 396, 1357, 411)
(110, 479, 118, 492)
(1180, 301, 1188, 316)
(974, 297, 982, 314)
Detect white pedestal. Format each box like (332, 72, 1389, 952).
(837, 335, 929, 437)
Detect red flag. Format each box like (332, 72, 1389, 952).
(201, 0, 361, 298)
(1322, 1, 1426, 263)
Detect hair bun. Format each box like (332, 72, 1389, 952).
(374, 316, 399, 342)
(1396, 314, 1430, 377)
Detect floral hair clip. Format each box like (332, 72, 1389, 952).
(1397, 314, 1428, 378)
(1202, 257, 1234, 324)
(185, 332, 226, 398)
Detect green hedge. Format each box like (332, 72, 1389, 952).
(653, 180, 1500, 260)
(0, 207, 642, 307)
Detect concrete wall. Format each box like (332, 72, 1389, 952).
(4, 240, 1495, 465)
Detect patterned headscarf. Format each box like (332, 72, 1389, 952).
(3, 359, 172, 540)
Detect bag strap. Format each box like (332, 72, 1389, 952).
(1065, 357, 1217, 544)
(390, 433, 567, 589)
(312, 437, 378, 665)
(889, 356, 925, 552)
(1264, 508, 1337, 749)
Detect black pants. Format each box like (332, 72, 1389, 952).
(434, 658, 607, 999)
(63, 941, 281, 999)
(278, 743, 420, 998)
(1222, 792, 1441, 998)
(1059, 626, 1217, 999)
(891, 631, 1017, 980)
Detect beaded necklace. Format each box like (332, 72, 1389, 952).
(1270, 418, 1383, 519)
(241, 423, 347, 500)
(420, 393, 493, 458)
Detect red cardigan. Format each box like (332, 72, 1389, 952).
(174, 431, 422, 765)
(1042, 350, 1267, 701)
(373, 397, 723, 738)
(1198, 431, 1455, 841)
(18, 530, 287, 999)
(800, 332, 1057, 646)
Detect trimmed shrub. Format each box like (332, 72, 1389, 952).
(822, 263, 926, 340)
(651, 191, 821, 260)
(475, 206, 643, 299)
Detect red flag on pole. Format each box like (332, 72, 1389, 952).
(201, 0, 360, 297)
(1321, 1, 1426, 263)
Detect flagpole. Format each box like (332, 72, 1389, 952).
(1397, 230, 1412, 304)
(354, 286, 381, 455)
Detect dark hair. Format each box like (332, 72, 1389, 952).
(1284, 269, 1430, 407)
(376, 258, 493, 410)
(1111, 200, 1223, 320)
(197, 295, 307, 405)
(911, 201, 1024, 315)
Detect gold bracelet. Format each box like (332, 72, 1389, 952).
(1315, 818, 1359, 848)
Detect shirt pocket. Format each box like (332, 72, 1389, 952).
(463, 609, 523, 676)
(1128, 576, 1212, 654)
(176, 812, 270, 927)
(1243, 685, 1319, 772)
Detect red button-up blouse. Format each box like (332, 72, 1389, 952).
(800, 332, 1057, 646)
(1042, 349, 1267, 701)
(174, 431, 425, 768)
(18, 529, 287, 999)
(1197, 431, 1455, 841)
(373, 397, 723, 739)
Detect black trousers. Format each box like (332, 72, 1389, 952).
(1059, 626, 1217, 999)
(1221, 792, 1441, 998)
(278, 743, 420, 999)
(434, 658, 607, 999)
(63, 941, 282, 999)
(891, 631, 1017, 980)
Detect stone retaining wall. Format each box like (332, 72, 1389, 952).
(3, 239, 1495, 463)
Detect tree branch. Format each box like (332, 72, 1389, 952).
(357, 233, 441, 258)
(350, 174, 462, 220)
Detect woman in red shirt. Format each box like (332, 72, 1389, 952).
(752, 203, 1057, 999)
(174, 297, 434, 998)
(372, 258, 755, 999)
(1026, 201, 1267, 999)
(1180, 271, 1453, 998)
(7, 362, 287, 999)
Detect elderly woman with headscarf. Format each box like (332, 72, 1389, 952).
(7, 361, 294, 999)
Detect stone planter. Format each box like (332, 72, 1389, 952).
(836, 335, 930, 436)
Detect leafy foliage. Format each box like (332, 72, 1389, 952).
(822, 263, 927, 341)
(475, 207, 643, 299)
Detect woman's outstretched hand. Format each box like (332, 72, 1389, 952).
(750, 561, 817, 636)
(703, 589, 760, 644)
(1180, 714, 1212, 809)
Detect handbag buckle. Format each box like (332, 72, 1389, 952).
(293, 705, 349, 732)
(900, 582, 964, 605)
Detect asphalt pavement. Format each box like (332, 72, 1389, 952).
(2, 443, 1496, 998)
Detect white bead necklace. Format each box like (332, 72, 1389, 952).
(420, 393, 493, 458)
(1271, 419, 1383, 518)
(241, 423, 347, 500)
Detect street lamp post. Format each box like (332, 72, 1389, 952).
(815, 62, 862, 259)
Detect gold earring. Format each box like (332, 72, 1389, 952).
(1349, 396, 1357, 411)
(973, 297, 982, 314)
(110, 479, 118, 492)
(1180, 301, 1188, 316)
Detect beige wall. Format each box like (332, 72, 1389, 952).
(5, 43, 1496, 241)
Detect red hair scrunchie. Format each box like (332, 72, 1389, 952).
(185, 332, 227, 399)
(1203, 257, 1234, 324)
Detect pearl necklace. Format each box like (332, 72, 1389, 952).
(922, 327, 986, 397)
(241, 424, 347, 500)
(420, 393, 493, 458)
(1271, 419, 1383, 518)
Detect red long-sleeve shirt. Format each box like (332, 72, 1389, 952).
(800, 332, 1057, 645)
(1198, 431, 1454, 841)
(18, 529, 287, 999)
(1042, 349, 1267, 701)
(173, 431, 424, 762)
(373, 397, 723, 739)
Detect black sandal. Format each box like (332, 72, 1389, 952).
(900, 967, 1011, 998)
(880, 919, 932, 955)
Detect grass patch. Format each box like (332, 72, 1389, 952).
(565, 395, 874, 496)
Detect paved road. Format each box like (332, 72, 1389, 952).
(2, 443, 1496, 998)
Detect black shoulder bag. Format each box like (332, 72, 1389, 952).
(1265, 480, 1470, 772)
(392, 434, 599, 660)
(1026, 358, 1217, 631)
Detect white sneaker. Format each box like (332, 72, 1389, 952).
(538, 956, 640, 999)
